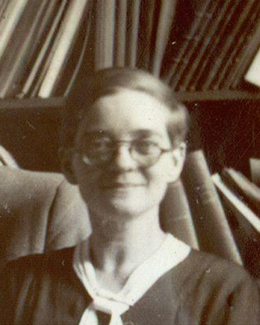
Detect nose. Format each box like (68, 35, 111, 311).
(110, 145, 137, 171)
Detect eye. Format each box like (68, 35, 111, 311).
(133, 140, 160, 155)
(82, 138, 113, 154)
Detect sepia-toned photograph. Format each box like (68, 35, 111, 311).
(0, 0, 260, 324)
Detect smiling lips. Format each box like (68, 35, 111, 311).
(102, 183, 145, 189)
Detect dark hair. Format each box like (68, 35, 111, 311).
(60, 68, 189, 149)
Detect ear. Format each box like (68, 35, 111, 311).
(59, 147, 78, 185)
(166, 142, 186, 183)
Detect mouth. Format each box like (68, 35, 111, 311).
(101, 183, 145, 189)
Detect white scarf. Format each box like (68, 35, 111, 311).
(73, 233, 191, 325)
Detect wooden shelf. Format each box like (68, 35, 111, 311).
(176, 90, 260, 103)
(0, 89, 260, 113)
(0, 97, 66, 113)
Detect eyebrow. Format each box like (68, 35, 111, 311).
(133, 130, 164, 138)
(81, 130, 164, 139)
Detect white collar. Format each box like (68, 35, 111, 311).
(73, 233, 191, 325)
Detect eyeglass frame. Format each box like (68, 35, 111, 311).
(74, 139, 174, 168)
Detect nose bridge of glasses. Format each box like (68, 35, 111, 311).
(111, 141, 137, 168)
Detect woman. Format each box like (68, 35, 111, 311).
(0, 68, 259, 324)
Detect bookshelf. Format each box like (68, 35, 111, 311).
(0, 0, 260, 173)
(0, 0, 260, 279)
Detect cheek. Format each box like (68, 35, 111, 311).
(145, 162, 173, 184)
(73, 163, 101, 196)
(144, 169, 169, 198)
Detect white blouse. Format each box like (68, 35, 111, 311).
(73, 233, 191, 325)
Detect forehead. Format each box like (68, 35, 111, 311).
(77, 89, 171, 138)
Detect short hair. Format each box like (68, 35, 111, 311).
(60, 68, 189, 149)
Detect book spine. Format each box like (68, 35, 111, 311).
(63, 7, 93, 97)
(126, 0, 141, 68)
(151, 0, 177, 77)
(114, 0, 127, 67)
(212, 174, 260, 233)
(168, 0, 215, 89)
(0, 0, 29, 61)
(222, 167, 260, 216)
(211, 0, 259, 90)
(0, 0, 54, 98)
(217, 186, 260, 277)
(137, 0, 156, 69)
(160, 180, 199, 249)
(0, 0, 9, 23)
(245, 46, 260, 87)
(0, 145, 18, 168)
(179, 0, 233, 92)
(19, 0, 69, 98)
(94, 0, 116, 70)
(38, 0, 91, 98)
(199, 0, 246, 91)
(0, 0, 46, 98)
(30, 16, 67, 98)
(229, 9, 260, 88)
(182, 150, 242, 264)
(250, 158, 260, 187)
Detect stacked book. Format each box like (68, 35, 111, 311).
(212, 167, 260, 278)
(0, 0, 180, 98)
(166, 0, 260, 92)
(161, 149, 260, 280)
(1, 0, 260, 97)
(0, 0, 93, 99)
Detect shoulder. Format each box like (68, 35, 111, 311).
(0, 247, 76, 292)
(170, 249, 260, 324)
(4, 247, 75, 273)
(0, 247, 83, 324)
(180, 249, 255, 286)
(173, 249, 259, 308)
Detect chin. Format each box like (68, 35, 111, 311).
(97, 197, 160, 220)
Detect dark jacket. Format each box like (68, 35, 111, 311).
(0, 247, 259, 325)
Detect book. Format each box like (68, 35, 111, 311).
(0, 145, 18, 168)
(0, 0, 9, 21)
(30, 15, 66, 98)
(94, 0, 116, 70)
(0, 0, 46, 98)
(160, 179, 199, 249)
(200, 0, 250, 91)
(169, 0, 216, 89)
(221, 167, 260, 216)
(150, 0, 177, 77)
(245, 45, 260, 87)
(114, 0, 127, 67)
(19, 0, 69, 98)
(0, 0, 29, 61)
(250, 158, 260, 187)
(1, 0, 59, 98)
(218, 189, 260, 278)
(211, 0, 259, 90)
(38, 0, 91, 98)
(212, 173, 260, 233)
(137, 0, 156, 69)
(165, 0, 212, 84)
(126, 0, 141, 68)
(212, 173, 260, 276)
(230, 8, 260, 89)
(182, 150, 242, 264)
(180, 0, 233, 92)
(62, 5, 93, 97)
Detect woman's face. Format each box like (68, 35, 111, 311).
(71, 89, 184, 219)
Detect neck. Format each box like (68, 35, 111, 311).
(88, 207, 166, 275)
